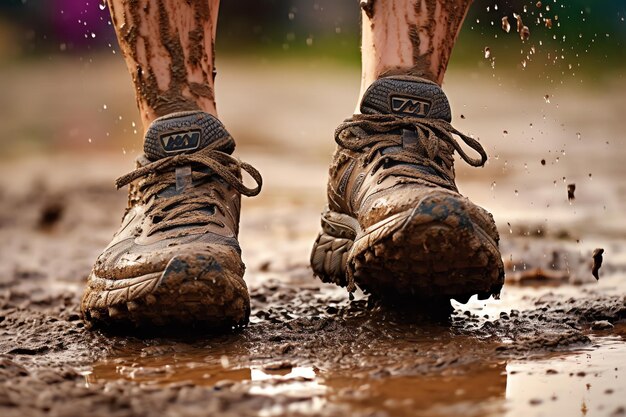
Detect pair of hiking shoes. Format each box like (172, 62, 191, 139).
(81, 76, 504, 329)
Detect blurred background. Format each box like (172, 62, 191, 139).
(0, 0, 625, 238)
(1, 4, 625, 415)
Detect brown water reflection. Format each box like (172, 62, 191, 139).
(85, 323, 626, 417)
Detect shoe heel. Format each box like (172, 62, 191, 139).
(310, 232, 353, 287)
(310, 209, 358, 287)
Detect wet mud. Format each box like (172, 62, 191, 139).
(1, 157, 625, 416)
(109, 0, 217, 125)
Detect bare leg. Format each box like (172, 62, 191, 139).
(359, 0, 472, 106)
(108, 0, 220, 130)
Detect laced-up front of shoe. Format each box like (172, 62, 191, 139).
(116, 136, 261, 236)
(335, 113, 487, 193)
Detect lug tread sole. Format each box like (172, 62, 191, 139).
(311, 208, 504, 302)
(81, 253, 250, 330)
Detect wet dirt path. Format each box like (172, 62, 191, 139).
(1, 153, 625, 417)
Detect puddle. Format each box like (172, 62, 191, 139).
(84, 322, 626, 417)
(505, 335, 626, 417)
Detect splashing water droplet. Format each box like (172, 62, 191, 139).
(513, 13, 523, 33)
(502, 16, 511, 33)
(520, 26, 530, 41)
(484, 47, 491, 59)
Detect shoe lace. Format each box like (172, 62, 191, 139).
(115, 136, 262, 236)
(335, 114, 488, 190)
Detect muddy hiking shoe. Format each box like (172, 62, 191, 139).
(81, 111, 262, 329)
(311, 76, 504, 305)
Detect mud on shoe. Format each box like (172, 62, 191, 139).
(310, 76, 505, 305)
(81, 111, 262, 329)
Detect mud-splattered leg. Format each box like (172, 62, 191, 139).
(108, 0, 220, 130)
(358, 0, 472, 105)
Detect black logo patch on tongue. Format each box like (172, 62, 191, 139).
(360, 76, 451, 122)
(160, 130, 201, 154)
(144, 111, 236, 161)
(390, 95, 432, 117)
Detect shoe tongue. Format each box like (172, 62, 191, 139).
(360, 76, 452, 122)
(143, 111, 235, 161)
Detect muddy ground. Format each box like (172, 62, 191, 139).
(1, 157, 625, 417)
(1, 59, 626, 416)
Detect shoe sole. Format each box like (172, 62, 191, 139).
(310, 200, 505, 303)
(81, 252, 250, 330)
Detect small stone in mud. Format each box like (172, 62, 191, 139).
(263, 361, 293, 371)
(567, 183, 576, 202)
(0, 359, 29, 377)
(592, 248, 604, 280)
(592, 320, 613, 331)
(258, 261, 271, 272)
(612, 406, 626, 416)
(213, 380, 236, 390)
(38, 200, 65, 229)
